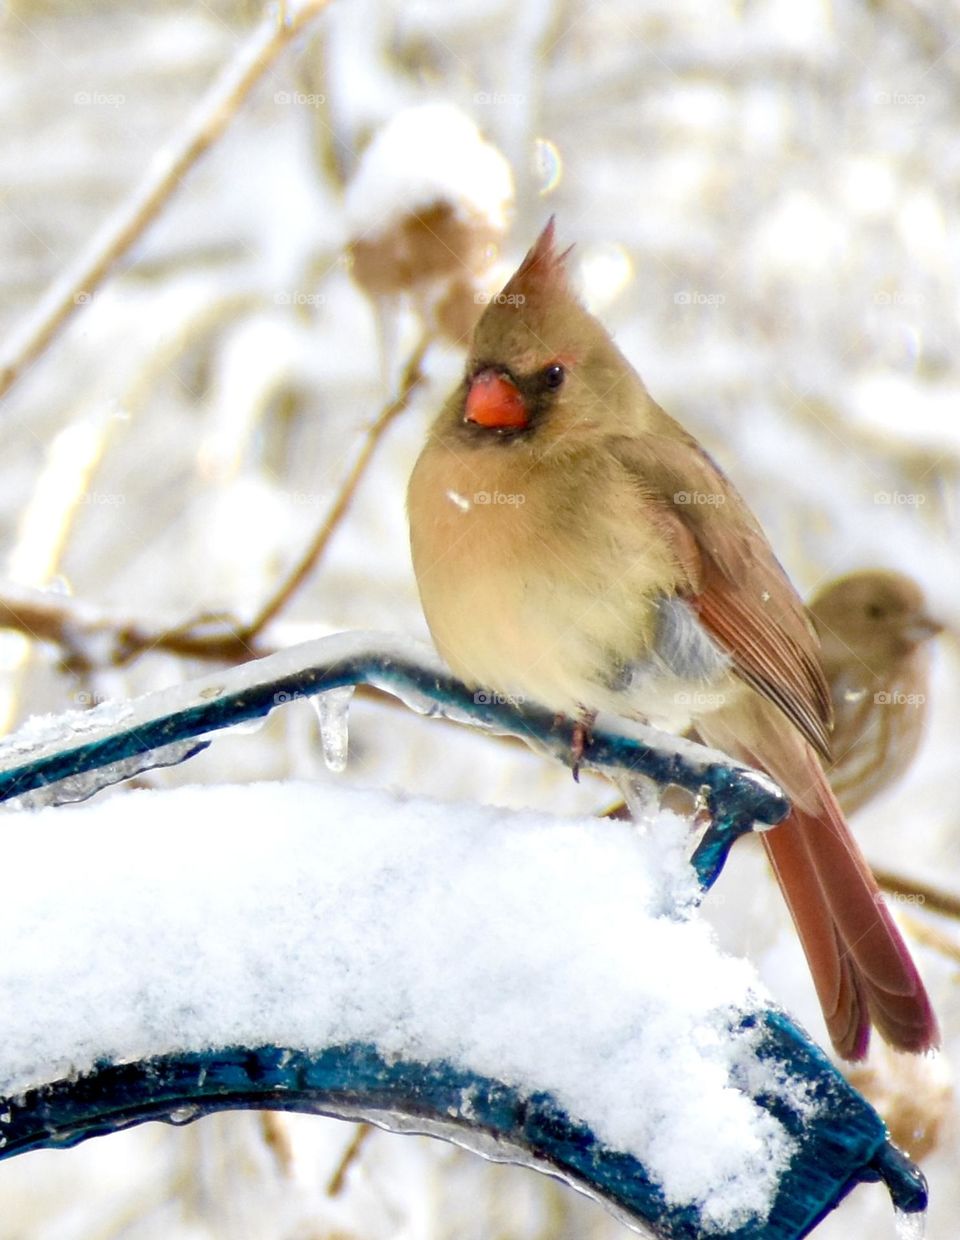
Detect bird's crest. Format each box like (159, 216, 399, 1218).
(498, 217, 575, 307)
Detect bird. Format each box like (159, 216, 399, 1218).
(407, 219, 938, 1060)
(810, 570, 941, 818)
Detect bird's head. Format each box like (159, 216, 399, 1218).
(449, 219, 646, 450)
(811, 570, 942, 664)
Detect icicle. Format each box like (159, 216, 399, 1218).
(895, 1206, 927, 1240)
(618, 774, 661, 827)
(311, 686, 354, 773)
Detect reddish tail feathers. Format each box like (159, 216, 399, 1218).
(761, 755, 938, 1059)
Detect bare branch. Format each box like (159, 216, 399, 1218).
(898, 913, 960, 966)
(246, 333, 432, 636)
(874, 866, 960, 922)
(326, 1124, 373, 1197)
(0, 584, 267, 666)
(0, 0, 333, 405)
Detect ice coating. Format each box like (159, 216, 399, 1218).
(6, 738, 209, 810)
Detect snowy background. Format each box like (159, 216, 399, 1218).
(1, 0, 959, 1237)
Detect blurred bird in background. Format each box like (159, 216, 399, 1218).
(408, 221, 938, 1060)
(810, 570, 941, 817)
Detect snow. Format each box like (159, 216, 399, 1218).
(0, 781, 794, 1232)
(0, 697, 133, 759)
(343, 103, 514, 237)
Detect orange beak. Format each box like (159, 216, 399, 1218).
(464, 369, 529, 430)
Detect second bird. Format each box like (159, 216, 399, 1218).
(810, 570, 941, 817)
(407, 221, 937, 1060)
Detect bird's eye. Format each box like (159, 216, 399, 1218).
(543, 363, 565, 389)
(866, 603, 885, 620)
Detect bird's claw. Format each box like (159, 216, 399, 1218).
(568, 712, 596, 782)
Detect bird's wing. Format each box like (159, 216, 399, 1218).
(611, 429, 833, 759)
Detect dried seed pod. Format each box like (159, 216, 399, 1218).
(345, 104, 513, 347)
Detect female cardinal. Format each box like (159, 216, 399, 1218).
(810, 570, 941, 818)
(407, 220, 938, 1060)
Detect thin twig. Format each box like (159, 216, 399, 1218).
(258, 1111, 294, 1175)
(898, 912, 960, 967)
(874, 866, 960, 922)
(0, 585, 267, 666)
(0, 0, 333, 405)
(326, 1123, 373, 1196)
(245, 333, 432, 635)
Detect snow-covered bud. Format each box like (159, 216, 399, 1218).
(345, 104, 514, 341)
